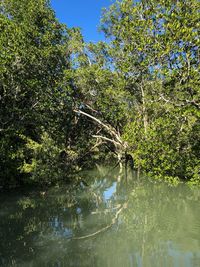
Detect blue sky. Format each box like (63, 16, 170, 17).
(51, 0, 114, 42)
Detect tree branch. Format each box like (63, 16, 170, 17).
(92, 135, 121, 147)
(74, 109, 123, 145)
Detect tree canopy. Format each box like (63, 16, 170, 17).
(0, 0, 199, 188)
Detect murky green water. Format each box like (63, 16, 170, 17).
(0, 167, 200, 267)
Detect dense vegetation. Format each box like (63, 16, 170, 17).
(0, 0, 199, 189)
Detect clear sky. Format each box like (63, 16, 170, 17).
(50, 0, 114, 43)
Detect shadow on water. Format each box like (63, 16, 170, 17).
(0, 166, 200, 267)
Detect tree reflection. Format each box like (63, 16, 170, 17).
(0, 169, 200, 267)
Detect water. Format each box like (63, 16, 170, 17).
(0, 167, 200, 267)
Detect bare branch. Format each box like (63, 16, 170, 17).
(92, 135, 122, 147)
(84, 104, 99, 113)
(74, 109, 123, 145)
(157, 95, 200, 109)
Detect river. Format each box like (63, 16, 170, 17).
(0, 167, 200, 267)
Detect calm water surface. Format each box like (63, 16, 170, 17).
(0, 167, 200, 267)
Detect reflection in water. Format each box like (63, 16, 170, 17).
(0, 167, 200, 267)
(104, 181, 117, 200)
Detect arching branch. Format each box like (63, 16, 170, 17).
(74, 109, 124, 146)
(92, 135, 121, 147)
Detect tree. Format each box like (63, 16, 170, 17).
(0, 0, 70, 187)
(1, 0, 199, 187)
(68, 33, 132, 166)
(99, 0, 200, 182)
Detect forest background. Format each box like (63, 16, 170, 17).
(0, 0, 199, 189)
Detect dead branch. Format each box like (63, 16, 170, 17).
(92, 135, 122, 147)
(74, 109, 123, 145)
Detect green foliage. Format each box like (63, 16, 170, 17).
(101, 0, 200, 184)
(0, 0, 199, 188)
(0, 0, 73, 188)
(123, 107, 199, 182)
(19, 133, 61, 185)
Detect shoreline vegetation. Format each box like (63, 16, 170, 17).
(0, 0, 199, 189)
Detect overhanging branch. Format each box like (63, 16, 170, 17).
(92, 135, 121, 147)
(74, 109, 123, 145)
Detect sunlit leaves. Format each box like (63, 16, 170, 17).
(100, 0, 200, 182)
(0, 0, 70, 186)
